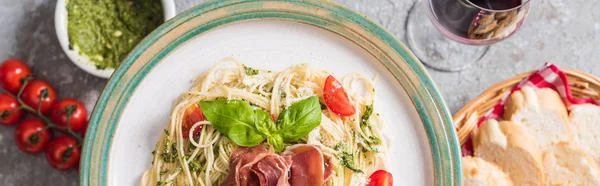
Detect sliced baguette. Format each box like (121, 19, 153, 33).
(473, 119, 544, 186)
(543, 142, 600, 186)
(462, 156, 513, 186)
(569, 104, 600, 165)
(504, 86, 572, 151)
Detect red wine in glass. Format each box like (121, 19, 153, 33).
(406, 0, 531, 71)
(469, 0, 522, 10)
(430, 0, 529, 44)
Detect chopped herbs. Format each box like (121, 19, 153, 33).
(163, 129, 170, 136)
(334, 143, 345, 151)
(339, 151, 363, 173)
(334, 143, 364, 173)
(244, 65, 259, 76)
(365, 136, 381, 153)
(360, 104, 374, 130)
(368, 136, 381, 145)
(188, 159, 201, 172)
(281, 92, 287, 98)
(161, 139, 178, 163)
(159, 169, 167, 176)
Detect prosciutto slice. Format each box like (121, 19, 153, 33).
(222, 144, 333, 186)
(283, 145, 331, 186)
(222, 145, 290, 186)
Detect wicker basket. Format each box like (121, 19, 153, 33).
(453, 69, 600, 145)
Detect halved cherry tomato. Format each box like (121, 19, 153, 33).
(20, 80, 57, 114)
(0, 59, 31, 94)
(14, 118, 51, 154)
(50, 99, 87, 132)
(0, 93, 22, 125)
(182, 103, 205, 138)
(367, 170, 393, 186)
(323, 75, 355, 116)
(45, 136, 81, 171)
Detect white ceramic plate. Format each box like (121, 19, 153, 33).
(54, 0, 177, 78)
(81, 1, 461, 186)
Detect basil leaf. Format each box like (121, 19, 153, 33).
(254, 109, 276, 136)
(267, 134, 284, 152)
(276, 96, 322, 142)
(199, 100, 273, 147)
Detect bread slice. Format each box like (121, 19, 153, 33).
(543, 142, 600, 186)
(473, 119, 544, 186)
(462, 156, 513, 186)
(569, 104, 600, 165)
(504, 86, 571, 151)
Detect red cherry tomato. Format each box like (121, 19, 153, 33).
(367, 170, 393, 186)
(181, 103, 205, 138)
(50, 99, 87, 132)
(20, 80, 57, 114)
(45, 136, 81, 171)
(0, 93, 22, 125)
(14, 118, 51, 154)
(0, 59, 31, 94)
(79, 120, 89, 138)
(323, 75, 355, 116)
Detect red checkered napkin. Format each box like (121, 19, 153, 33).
(462, 63, 599, 156)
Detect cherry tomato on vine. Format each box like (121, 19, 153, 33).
(14, 118, 51, 154)
(366, 170, 393, 186)
(45, 136, 80, 171)
(0, 93, 22, 125)
(0, 59, 31, 94)
(50, 99, 87, 132)
(79, 120, 89, 138)
(323, 75, 355, 116)
(181, 103, 205, 138)
(20, 80, 57, 114)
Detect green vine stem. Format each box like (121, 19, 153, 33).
(9, 79, 83, 143)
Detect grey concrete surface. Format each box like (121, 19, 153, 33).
(0, 0, 598, 185)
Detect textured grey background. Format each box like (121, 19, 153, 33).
(0, 0, 598, 185)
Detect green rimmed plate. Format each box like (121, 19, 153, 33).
(81, 0, 461, 185)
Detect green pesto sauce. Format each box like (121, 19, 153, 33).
(66, 0, 164, 69)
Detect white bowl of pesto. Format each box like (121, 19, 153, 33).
(55, 0, 177, 79)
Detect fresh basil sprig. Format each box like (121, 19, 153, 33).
(199, 96, 322, 152)
(198, 100, 270, 147)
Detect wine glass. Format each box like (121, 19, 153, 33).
(406, 0, 531, 72)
